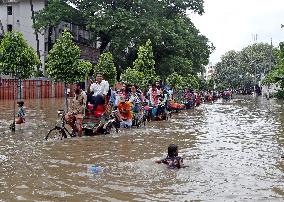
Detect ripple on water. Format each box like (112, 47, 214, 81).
(0, 97, 284, 201)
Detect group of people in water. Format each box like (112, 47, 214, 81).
(17, 72, 232, 133)
(65, 72, 206, 134)
(14, 72, 232, 168)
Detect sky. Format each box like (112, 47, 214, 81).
(190, 0, 284, 65)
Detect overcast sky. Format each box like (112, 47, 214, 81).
(190, 0, 284, 65)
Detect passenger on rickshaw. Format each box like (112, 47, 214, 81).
(148, 83, 160, 118)
(65, 83, 87, 136)
(129, 85, 144, 113)
(183, 88, 193, 108)
(114, 83, 128, 108)
(195, 92, 201, 106)
(156, 88, 168, 118)
(117, 97, 133, 128)
(88, 72, 109, 111)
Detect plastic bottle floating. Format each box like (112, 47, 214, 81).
(87, 165, 107, 174)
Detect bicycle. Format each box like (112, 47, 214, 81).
(45, 110, 77, 140)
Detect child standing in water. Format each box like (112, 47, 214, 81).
(155, 144, 185, 169)
(16, 101, 25, 124)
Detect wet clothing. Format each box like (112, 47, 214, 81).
(118, 101, 132, 120)
(70, 91, 87, 115)
(88, 80, 109, 108)
(90, 80, 109, 97)
(17, 106, 25, 118)
(161, 156, 183, 169)
(16, 106, 25, 124)
(148, 88, 160, 107)
(129, 92, 143, 113)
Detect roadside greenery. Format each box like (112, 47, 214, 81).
(34, 0, 213, 79)
(94, 52, 117, 87)
(262, 42, 284, 98)
(0, 31, 40, 131)
(0, 31, 40, 79)
(214, 43, 278, 90)
(46, 30, 91, 83)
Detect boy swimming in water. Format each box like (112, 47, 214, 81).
(155, 144, 185, 169)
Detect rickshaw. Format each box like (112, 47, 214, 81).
(45, 104, 120, 140)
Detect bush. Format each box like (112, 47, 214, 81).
(275, 90, 284, 99)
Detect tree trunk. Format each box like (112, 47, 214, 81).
(0, 19, 4, 36)
(47, 26, 53, 51)
(64, 83, 68, 112)
(11, 78, 16, 132)
(29, 0, 41, 72)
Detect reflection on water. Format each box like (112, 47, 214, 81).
(0, 96, 284, 201)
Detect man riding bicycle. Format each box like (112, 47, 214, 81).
(65, 83, 87, 136)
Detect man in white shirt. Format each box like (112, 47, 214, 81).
(88, 72, 110, 109)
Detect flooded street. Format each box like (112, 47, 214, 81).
(0, 96, 284, 201)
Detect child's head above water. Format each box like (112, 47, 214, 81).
(17, 101, 24, 107)
(168, 144, 178, 158)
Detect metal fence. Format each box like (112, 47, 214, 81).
(0, 78, 66, 100)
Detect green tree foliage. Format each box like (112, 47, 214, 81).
(79, 60, 92, 81)
(94, 52, 117, 86)
(214, 43, 277, 89)
(0, 31, 40, 79)
(46, 30, 89, 83)
(121, 40, 157, 88)
(121, 67, 145, 87)
(206, 78, 215, 90)
(166, 72, 183, 89)
(181, 74, 199, 90)
(263, 42, 284, 88)
(34, 0, 212, 78)
(159, 56, 193, 78)
(133, 40, 155, 72)
(33, 0, 84, 32)
(133, 39, 157, 84)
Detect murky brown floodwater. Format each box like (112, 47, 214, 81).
(0, 96, 284, 201)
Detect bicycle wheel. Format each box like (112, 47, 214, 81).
(45, 126, 67, 140)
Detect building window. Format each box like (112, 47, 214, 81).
(7, 24, 12, 32)
(7, 6, 12, 15)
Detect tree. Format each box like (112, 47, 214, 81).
(94, 52, 117, 87)
(0, 31, 40, 79)
(121, 67, 145, 87)
(0, 31, 40, 131)
(166, 72, 183, 90)
(78, 60, 92, 82)
(133, 39, 158, 85)
(159, 56, 193, 78)
(34, 0, 212, 78)
(182, 74, 200, 90)
(46, 30, 91, 110)
(263, 42, 284, 89)
(0, 19, 4, 36)
(29, 0, 41, 73)
(206, 78, 215, 90)
(214, 43, 278, 90)
(46, 30, 88, 83)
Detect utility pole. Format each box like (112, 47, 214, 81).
(251, 34, 258, 96)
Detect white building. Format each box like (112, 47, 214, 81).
(204, 63, 215, 81)
(0, 0, 99, 74)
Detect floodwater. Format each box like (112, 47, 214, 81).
(0, 96, 283, 201)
